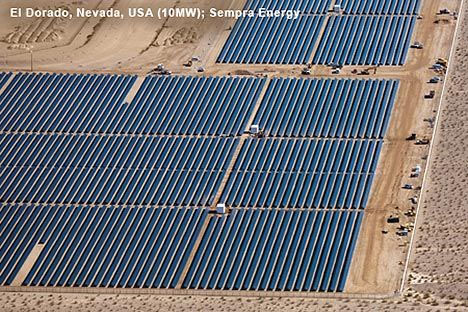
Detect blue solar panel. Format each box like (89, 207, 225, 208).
(183, 208, 363, 291)
(125, 76, 266, 135)
(313, 16, 417, 65)
(218, 15, 325, 64)
(0, 72, 12, 90)
(245, 0, 333, 13)
(0, 204, 207, 288)
(0, 73, 136, 133)
(0, 135, 239, 206)
(221, 138, 381, 209)
(254, 78, 399, 138)
(338, 0, 421, 15)
(0, 74, 266, 136)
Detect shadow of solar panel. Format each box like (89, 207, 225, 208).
(182, 208, 363, 291)
(313, 16, 417, 65)
(253, 78, 399, 138)
(217, 15, 325, 64)
(0, 205, 207, 288)
(0, 135, 238, 206)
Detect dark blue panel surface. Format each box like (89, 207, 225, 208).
(0, 205, 207, 288)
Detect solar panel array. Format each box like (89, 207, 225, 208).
(183, 209, 362, 291)
(253, 78, 398, 138)
(120, 76, 266, 136)
(218, 0, 420, 64)
(0, 204, 206, 288)
(313, 16, 416, 65)
(0, 73, 136, 133)
(217, 16, 325, 64)
(0, 72, 12, 89)
(221, 139, 381, 209)
(0, 73, 398, 292)
(0, 134, 238, 206)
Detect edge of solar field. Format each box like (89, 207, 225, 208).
(398, 0, 466, 294)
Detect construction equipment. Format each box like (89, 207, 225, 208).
(216, 204, 226, 214)
(397, 229, 409, 236)
(249, 125, 265, 138)
(416, 138, 430, 145)
(150, 64, 172, 75)
(436, 58, 448, 67)
(329, 63, 342, 69)
(425, 90, 435, 99)
(438, 8, 450, 14)
(250, 125, 259, 134)
(301, 68, 311, 75)
(406, 133, 416, 141)
(358, 69, 370, 75)
(403, 184, 414, 190)
(410, 165, 421, 178)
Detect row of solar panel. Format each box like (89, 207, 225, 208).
(219, 138, 381, 209)
(337, 0, 421, 15)
(0, 72, 12, 89)
(0, 135, 237, 171)
(244, 0, 332, 14)
(0, 205, 206, 287)
(0, 73, 135, 133)
(0, 74, 265, 136)
(183, 208, 362, 291)
(127, 76, 265, 136)
(0, 73, 398, 138)
(253, 78, 398, 138)
(244, 0, 421, 15)
(233, 139, 382, 174)
(0, 135, 380, 209)
(218, 15, 416, 65)
(0, 135, 238, 206)
(217, 16, 325, 64)
(313, 16, 416, 66)
(0, 204, 362, 292)
(222, 171, 374, 209)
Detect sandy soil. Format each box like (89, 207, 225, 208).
(0, 0, 247, 74)
(0, 291, 467, 312)
(346, 0, 462, 295)
(406, 0, 468, 301)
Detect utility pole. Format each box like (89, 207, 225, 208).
(26, 45, 34, 72)
(29, 49, 33, 72)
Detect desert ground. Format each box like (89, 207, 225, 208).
(0, 0, 466, 310)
